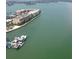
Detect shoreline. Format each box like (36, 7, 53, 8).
(6, 14, 40, 33)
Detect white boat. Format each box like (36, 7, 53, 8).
(11, 35, 27, 49)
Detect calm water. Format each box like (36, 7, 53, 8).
(6, 1, 72, 59)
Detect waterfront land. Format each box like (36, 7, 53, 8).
(6, 14, 40, 32)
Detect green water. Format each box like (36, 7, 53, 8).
(6, 2, 72, 59)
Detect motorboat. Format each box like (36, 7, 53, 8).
(6, 35, 27, 49)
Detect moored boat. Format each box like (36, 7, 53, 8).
(6, 35, 27, 49)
